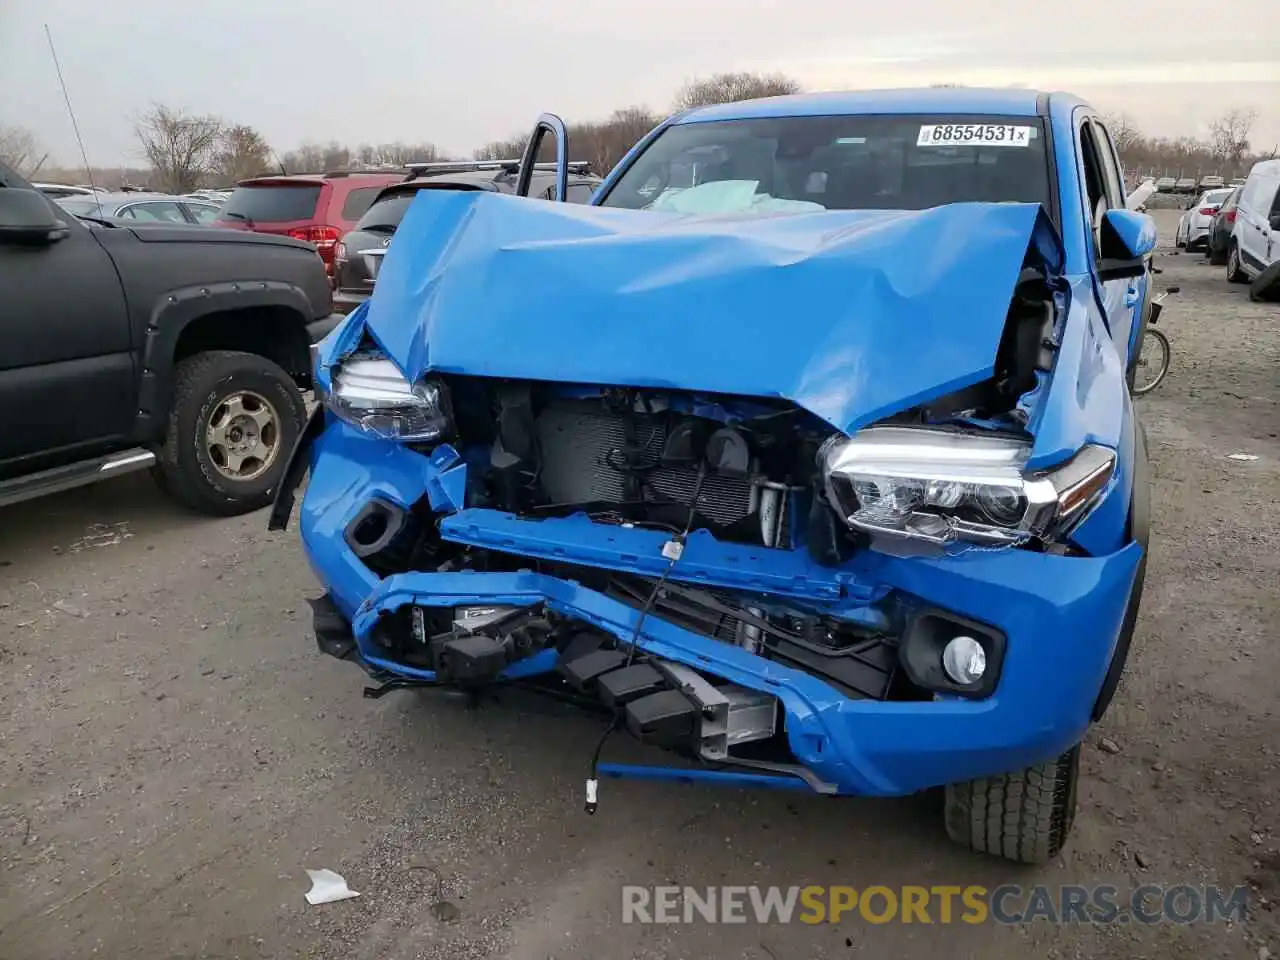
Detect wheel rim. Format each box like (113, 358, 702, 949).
(205, 390, 281, 482)
(1229, 247, 1238, 275)
(1131, 332, 1170, 395)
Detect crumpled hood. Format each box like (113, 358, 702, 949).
(363, 191, 1062, 435)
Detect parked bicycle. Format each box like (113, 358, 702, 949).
(1131, 285, 1177, 396)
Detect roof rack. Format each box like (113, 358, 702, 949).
(321, 169, 402, 178)
(255, 169, 397, 179)
(402, 159, 592, 179)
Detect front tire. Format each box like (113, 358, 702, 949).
(944, 745, 1081, 865)
(156, 350, 306, 516)
(1226, 242, 1248, 283)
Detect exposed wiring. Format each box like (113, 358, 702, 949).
(585, 461, 708, 815)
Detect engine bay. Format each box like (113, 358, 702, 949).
(447, 384, 831, 550)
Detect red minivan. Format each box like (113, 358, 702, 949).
(214, 172, 403, 277)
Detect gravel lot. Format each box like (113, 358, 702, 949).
(1, 209, 1277, 959)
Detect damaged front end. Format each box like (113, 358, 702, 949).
(273, 192, 1142, 801)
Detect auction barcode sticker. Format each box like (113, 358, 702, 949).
(917, 124, 1033, 147)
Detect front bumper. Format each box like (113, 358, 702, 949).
(290, 419, 1141, 797)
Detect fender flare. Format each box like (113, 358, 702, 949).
(1092, 410, 1150, 720)
(134, 280, 312, 440)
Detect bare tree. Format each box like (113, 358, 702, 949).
(135, 105, 222, 193)
(320, 141, 351, 172)
(1207, 107, 1258, 170)
(0, 124, 42, 175)
(280, 140, 375, 173)
(674, 72, 802, 110)
(474, 136, 531, 162)
(369, 142, 445, 167)
(474, 107, 659, 178)
(281, 143, 325, 174)
(212, 124, 273, 184)
(1101, 112, 1144, 153)
(569, 107, 661, 174)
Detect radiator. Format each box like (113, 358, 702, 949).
(534, 400, 757, 528)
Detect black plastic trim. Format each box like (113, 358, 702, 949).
(898, 607, 1006, 700)
(134, 280, 312, 440)
(1034, 93, 1063, 230)
(344, 499, 408, 558)
(267, 405, 324, 531)
(1092, 412, 1148, 719)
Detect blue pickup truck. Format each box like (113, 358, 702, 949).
(270, 88, 1157, 864)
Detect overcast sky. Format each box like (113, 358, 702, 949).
(3, 0, 1277, 168)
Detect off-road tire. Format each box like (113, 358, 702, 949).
(156, 350, 305, 516)
(1226, 242, 1248, 283)
(943, 745, 1080, 865)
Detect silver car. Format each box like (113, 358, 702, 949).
(1176, 187, 1234, 250)
(55, 191, 223, 225)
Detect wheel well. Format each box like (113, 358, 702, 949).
(173, 307, 311, 389)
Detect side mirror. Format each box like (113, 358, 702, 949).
(1097, 209, 1157, 281)
(0, 188, 71, 245)
(514, 113, 569, 203)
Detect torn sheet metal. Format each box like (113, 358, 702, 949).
(363, 191, 1064, 436)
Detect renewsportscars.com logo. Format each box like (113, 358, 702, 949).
(621, 884, 1250, 925)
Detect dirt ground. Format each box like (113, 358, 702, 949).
(1, 208, 1277, 959)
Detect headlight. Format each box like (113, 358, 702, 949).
(820, 426, 1115, 547)
(327, 354, 451, 442)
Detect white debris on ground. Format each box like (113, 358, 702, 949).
(304, 869, 360, 905)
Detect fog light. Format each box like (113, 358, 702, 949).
(942, 635, 986, 685)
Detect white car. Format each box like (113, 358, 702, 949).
(31, 182, 98, 199)
(1176, 188, 1234, 251)
(1227, 159, 1280, 283)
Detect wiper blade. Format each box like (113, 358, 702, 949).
(220, 211, 254, 227)
(75, 214, 118, 228)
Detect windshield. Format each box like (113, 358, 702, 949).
(57, 197, 108, 217)
(599, 115, 1052, 214)
(354, 183, 491, 233)
(354, 191, 422, 232)
(217, 184, 321, 223)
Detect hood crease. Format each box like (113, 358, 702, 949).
(364, 191, 1063, 435)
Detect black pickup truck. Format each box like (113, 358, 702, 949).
(0, 162, 340, 515)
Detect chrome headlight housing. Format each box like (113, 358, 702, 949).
(326, 353, 451, 442)
(820, 426, 1115, 547)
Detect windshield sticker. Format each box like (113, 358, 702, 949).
(917, 124, 1033, 148)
